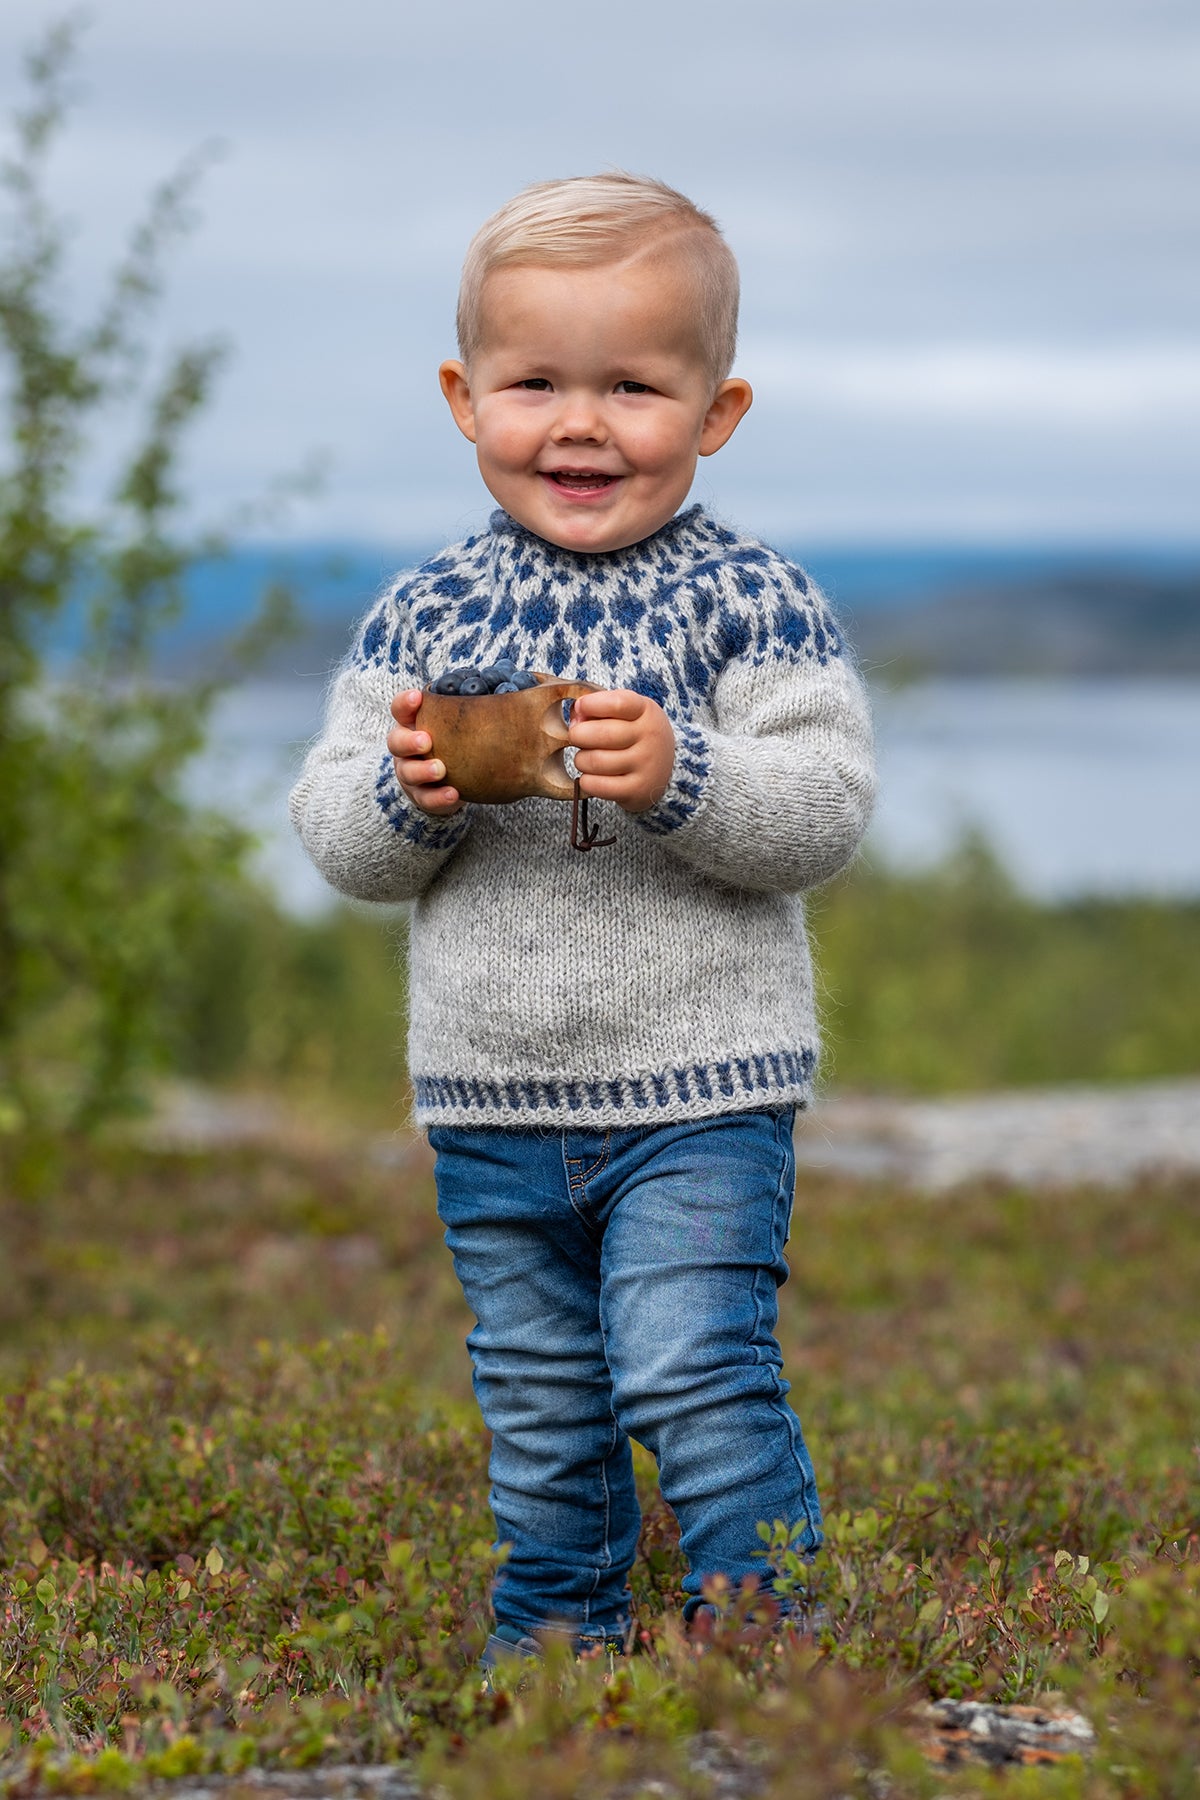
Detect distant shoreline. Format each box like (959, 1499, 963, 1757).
(189, 541, 1200, 680)
(45, 540, 1200, 678)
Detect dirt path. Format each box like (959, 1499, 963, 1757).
(794, 1076, 1200, 1189)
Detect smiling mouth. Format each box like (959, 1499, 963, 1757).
(542, 470, 619, 493)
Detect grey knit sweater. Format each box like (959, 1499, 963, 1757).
(289, 505, 875, 1130)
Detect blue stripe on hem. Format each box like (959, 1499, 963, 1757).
(413, 1049, 816, 1120)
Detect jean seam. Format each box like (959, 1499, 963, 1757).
(563, 1130, 612, 1218)
(595, 1286, 618, 1588)
(774, 1109, 795, 1260)
(768, 1109, 818, 1542)
(768, 1381, 819, 1543)
(579, 1131, 612, 1190)
(597, 1415, 619, 1577)
(746, 1125, 790, 1365)
(561, 1128, 620, 1620)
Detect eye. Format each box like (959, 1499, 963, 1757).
(615, 380, 652, 395)
(517, 378, 552, 391)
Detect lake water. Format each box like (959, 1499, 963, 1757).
(191, 677, 1200, 915)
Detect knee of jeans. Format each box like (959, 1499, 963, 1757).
(608, 1333, 785, 1444)
(479, 1376, 616, 1443)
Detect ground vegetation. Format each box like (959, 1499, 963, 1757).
(0, 1139, 1197, 1795)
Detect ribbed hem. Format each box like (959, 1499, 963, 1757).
(412, 1048, 815, 1130)
(635, 718, 712, 838)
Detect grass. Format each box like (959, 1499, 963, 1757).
(808, 842, 1200, 1093)
(2, 1136, 1198, 1795)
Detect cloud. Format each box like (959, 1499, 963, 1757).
(751, 342, 1200, 426)
(1, 0, 1196, 540)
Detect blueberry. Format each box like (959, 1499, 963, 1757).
(431, 661, 539, 696)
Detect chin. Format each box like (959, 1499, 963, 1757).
(544, 506, 680, 555)
(513, 510, 624, 554)
(554, 521, 628, 553)
(494, 486, 684, 554)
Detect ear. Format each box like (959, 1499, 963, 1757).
(699, 378, 753, 456)
(439, 359, 477, 443)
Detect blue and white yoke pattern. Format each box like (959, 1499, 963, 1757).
(289, 506, 876, 1130)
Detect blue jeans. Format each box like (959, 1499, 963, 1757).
(429, 1109, 822, 1641)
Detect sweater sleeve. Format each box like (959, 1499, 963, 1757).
(288, 592, 472, 905)
(633, 562, 876, 893)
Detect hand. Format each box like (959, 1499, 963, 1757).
(569, 689, 675, 814)
(387, 689, 463, 815)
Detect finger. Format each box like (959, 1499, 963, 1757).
(571, 688, 643, 722)
(387, 725, 433, 757)
(399, 777, 461, 814)
(573, 749, 638, 778)
(568, 717, 639, 751)
(390, 688, 426, 728)
(576, 773, 637, 802)
(411, 787, 462, 814)
(395, 754, 448, 787)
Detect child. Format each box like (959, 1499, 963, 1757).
(290, 173, 875, 1664)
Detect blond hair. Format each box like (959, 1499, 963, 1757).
(456, 172, 740, 389)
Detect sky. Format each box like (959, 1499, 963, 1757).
(1, 0, 1197, 549)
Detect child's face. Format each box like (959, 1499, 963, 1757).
(439, 255, 752, 554)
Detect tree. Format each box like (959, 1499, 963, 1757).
(0, 19, 291, 1142)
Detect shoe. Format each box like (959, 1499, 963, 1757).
(479, 1623, 544, 1691)
(479, 1622, 627, 1691)
(682, 1596, 830, 1638)
(779, 1600, 830, 1638)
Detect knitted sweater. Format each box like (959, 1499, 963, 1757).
(289, 505, 876, 1130)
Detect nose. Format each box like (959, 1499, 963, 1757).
(551, 388, 607, 444)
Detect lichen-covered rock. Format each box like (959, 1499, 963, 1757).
(918, 1698, 1096, 1767)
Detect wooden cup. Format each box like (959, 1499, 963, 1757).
(418, 676, 600, 804)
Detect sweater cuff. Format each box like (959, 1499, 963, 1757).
(633, 718, 713, 838)
(373, 752, 473, 851)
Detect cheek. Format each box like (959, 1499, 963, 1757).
(623, 416, 702, 477)
(475, 409, 539, 471)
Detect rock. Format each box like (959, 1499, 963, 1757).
(917, 1698, 1096, 1767)
(160, 1769, 422, 1800)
